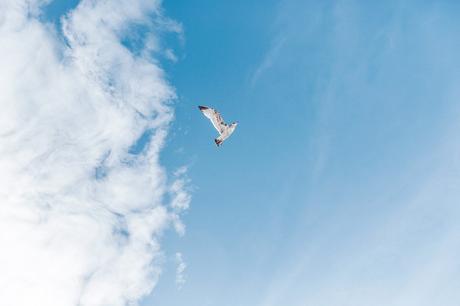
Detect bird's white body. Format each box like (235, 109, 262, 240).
(198, 105, 238, 146)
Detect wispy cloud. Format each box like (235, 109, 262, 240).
(254, 1, 460, 306)
(0, 1, 188, 305)
(250, 36, 286, 86)
(175, 252, 187, 289)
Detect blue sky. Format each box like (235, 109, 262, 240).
(37, 1, 460, 306)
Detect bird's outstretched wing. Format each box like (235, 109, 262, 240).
(198, 105, 227, 134)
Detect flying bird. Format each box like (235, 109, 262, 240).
(198, 105, 238, 147)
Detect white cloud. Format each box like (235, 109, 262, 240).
(0, 1, 188, 305)
(164, 48, 178, 63)
(175, 252, 186, 289)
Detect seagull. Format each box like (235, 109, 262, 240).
(198, 105, 238, 147)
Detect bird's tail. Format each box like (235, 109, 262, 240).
(214, 138, 222, 147)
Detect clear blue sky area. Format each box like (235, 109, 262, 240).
(45, 1, 460, 306)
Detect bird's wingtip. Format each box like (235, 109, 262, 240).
(198, 105, 208, 111)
